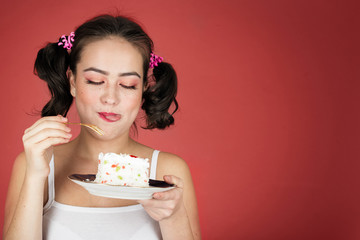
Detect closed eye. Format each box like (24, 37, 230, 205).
(86, 80, 104, 85)
(120, 84, 136, 90)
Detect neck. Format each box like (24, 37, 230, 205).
(71, 129, 136, 161)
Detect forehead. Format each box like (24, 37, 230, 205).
(77, 37, 144, 76)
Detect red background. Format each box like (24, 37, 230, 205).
(0, 0, 359, 239)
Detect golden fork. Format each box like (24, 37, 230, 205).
(65, 123, 104, 136)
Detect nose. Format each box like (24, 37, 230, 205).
(100, 85, 119, 105)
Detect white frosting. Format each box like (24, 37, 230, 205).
(94, 152, 150, 187)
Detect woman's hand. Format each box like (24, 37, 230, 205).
(138, 175, 185, 221)
(22, 115, 71, 178)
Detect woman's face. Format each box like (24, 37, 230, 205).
(69, 37, 144, 138)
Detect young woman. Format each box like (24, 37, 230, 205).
(3, 14, 200, 239)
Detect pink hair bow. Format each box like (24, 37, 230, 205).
(58, 32, 75, 50)
(149, 52, 163, 68)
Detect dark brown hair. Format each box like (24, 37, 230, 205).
(34, 14, 178, 129)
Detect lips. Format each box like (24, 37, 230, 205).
(98, 112, 121, 122)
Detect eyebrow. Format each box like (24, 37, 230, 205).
(83, 67, 141, 79)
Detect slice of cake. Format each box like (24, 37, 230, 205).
(94, 152, 150, 187)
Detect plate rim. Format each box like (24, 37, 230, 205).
(68, 173, 175, 188)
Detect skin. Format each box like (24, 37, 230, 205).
(3, 37, 201, 239)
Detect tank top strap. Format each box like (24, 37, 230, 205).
(43, 154, 55, 213)
(149, 150, 160, 179)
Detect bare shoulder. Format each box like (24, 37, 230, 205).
(156, 151, 191, 180)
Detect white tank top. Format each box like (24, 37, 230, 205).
(43, 150, 162, 240)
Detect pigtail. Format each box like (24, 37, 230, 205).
(142, 62, 179, 129)
(34, 42, 73, 117)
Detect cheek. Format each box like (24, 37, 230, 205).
(75, 88, 100, 106)
(122, 92, 143, 111)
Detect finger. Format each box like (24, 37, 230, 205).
(25, 115, 65, 134)
(25, 128, 72, 145)
(137, 199, 150, 205)
(26, 116, 70, 136)
(31, 138, 70, 150)
(153, 188, 181, 201)
(138, 198, 168, 206)
(23, 121, 71, 142)
(36, 136, 71, 150)
(138, 198, 173, 209)
(24, 115, 68, 134)
(138, 199, 161, 209)
(163, 175, 184, 188)
(24, 119, 69, 142)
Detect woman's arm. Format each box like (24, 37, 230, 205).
(3, 116, 71, 240)
(139, 152, 201, 240)
(3, 153, 47, 240)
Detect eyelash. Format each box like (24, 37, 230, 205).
(86, 80, 103, 85)
(86, 80, 136, 90)
(121, 84, 136, 90)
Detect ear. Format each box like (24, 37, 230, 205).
(68, 70, 76, 97)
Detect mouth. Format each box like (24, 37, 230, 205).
(98, 112, 121, 122)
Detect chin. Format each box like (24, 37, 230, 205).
(98, 128, 129, 139)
